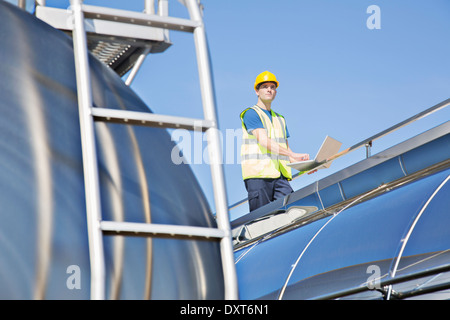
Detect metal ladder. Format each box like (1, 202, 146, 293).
(68, 0, 238, 300)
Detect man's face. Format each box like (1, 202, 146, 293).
(256, 82, 277, 102)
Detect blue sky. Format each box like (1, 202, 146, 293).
(40, 1, 450, 220)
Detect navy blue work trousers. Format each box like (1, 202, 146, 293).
(244, 176, 293, 212)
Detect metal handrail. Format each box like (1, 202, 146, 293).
(229, 98, 450, 212)
(313, 262, 450, 300)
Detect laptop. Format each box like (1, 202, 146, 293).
(287, 136, 342, 171)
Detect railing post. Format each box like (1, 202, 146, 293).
(365, 140, 372, 158)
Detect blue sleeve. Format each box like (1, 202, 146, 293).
(242, 109, 264, 134)
(243, 109, 291, 138)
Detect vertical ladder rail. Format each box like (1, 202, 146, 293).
(184, 0, 239, 300)
(70, 0, 105, 300)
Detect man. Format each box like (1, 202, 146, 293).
(240, 71, 309, 212)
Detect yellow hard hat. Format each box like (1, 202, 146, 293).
(254, 71, 279, 90)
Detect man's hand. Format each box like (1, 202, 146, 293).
(252, 129, 310, 164)
(289, 153, 309, 163)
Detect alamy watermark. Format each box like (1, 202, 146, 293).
(367, 5, 381, 30)
(366, 264, 382, 290)
(66, 264, 81, 290)
(170, 127, 242, 165)
(168, 6, 381, 166)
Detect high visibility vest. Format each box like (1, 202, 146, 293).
(240, 106, 292, 180)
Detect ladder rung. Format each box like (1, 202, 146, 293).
(91, 108, 215, 132)
(82, 4, 200, 33)
(100, 221, 225, 240)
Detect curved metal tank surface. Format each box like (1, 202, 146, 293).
(235, 167, 450, 300)
(0, 2, 223, 299)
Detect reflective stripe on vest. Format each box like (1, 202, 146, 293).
(240, 106, 292, 180)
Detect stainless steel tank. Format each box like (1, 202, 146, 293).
(0, 2, 223, 299)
